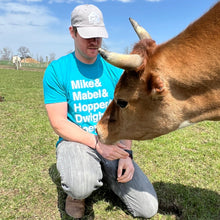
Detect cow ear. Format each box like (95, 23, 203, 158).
(150, 76, 165, 96)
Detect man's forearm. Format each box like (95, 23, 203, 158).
(51, 118, 97, 149)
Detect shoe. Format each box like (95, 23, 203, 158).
(65, 195, 85, 218)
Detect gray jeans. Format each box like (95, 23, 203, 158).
(56, 140, 158, 218)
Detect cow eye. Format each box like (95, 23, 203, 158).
(116, 99, 128, 108)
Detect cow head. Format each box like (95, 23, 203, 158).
(97, 19, 184, 144)
(96, 5, 220, 144)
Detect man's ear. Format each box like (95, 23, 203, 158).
(69, 26, 76, 39)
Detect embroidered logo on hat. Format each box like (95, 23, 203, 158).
(88, 12, 101, 25)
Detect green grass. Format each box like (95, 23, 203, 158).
(0, 60, 12, 65)
(0, 68, 219, 219)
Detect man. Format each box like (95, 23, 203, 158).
(43, 4, 158, 219)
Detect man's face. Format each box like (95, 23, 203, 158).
(70, 26, 102, 64)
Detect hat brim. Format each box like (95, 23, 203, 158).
(77, 26, 108, 39)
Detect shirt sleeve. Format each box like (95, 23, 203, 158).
(110, 65, 124, 88)
(43, 63, 67, 104)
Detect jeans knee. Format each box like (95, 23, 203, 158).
(144, 197, 158, 218)
(61, 180, 91, 199)
(61, 172, 103, 200)
(56, 141, 103, 199)
(132, 196, 158, 219)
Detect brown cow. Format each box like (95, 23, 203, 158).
(96, 2, 220, 144)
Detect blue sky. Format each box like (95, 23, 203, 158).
(0, 0, 218, 60)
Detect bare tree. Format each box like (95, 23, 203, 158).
(46, 56, 48, 66)
(124, 45, 134, 54)
(49, 53, 56, 62)
(17, 46, 31, 60)
(39, 56, 44, 63)
(1, 47, 12, 60)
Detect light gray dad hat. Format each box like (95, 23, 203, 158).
(71, 4, 108, 39)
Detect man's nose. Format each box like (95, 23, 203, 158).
(91, 38, 98, 42)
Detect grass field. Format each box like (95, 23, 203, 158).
(0, 68, 219, 220)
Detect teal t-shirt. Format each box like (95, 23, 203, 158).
(43, 52, 123, 146)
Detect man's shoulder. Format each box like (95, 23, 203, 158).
(45, 52, 75, 79)
(100, 56, 123, 73)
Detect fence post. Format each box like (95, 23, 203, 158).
(15, 59, 19, 70)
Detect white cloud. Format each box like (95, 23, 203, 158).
(0, 0, 163, 60)
(0, 0, 73, 59)
(0, 2, 57, 26)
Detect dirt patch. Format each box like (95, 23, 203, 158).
(21, 58, 40, 64)
(0, 96, 5, 102)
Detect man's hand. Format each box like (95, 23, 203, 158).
(96, 141, 129, 160)
(117, 157, 134, 183)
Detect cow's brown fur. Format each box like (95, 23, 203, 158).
(97, 2, 220, 144)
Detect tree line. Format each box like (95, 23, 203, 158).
(0, 46, 56, 63)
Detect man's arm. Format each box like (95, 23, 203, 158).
(46, 102, 96, 147)
(45, 102, 129, 160)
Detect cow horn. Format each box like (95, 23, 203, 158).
(129, 18, 151, 40)
(98, 48, 143, 70)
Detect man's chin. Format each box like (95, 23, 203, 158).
(87, 51, 98, 58)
